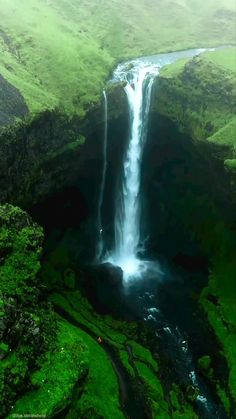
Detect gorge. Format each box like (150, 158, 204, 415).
(0, 2, 235, 416)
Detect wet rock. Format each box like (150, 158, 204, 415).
(0, 74, 28, 126)
(92, 262, 123, 286)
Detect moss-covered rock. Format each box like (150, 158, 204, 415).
(154, 48, 236, 171)
(10, 319, 89, 419)
(198, 355, 211, 373)
(0, 204, 57, 417)
(0, 111, 86, 206)
(51, 290, 169, 418)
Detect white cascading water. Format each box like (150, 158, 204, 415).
(97, 48, 212, 280)
(108, 63, 160, 280)
(96, 90, 108, 260)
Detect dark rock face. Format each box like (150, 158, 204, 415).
(0, 111, 86, 206)
(93, 262, 123, 285)
(84, 262, 123, 288)
(143, 113, 235, 259)
(0, 74, 28, 125)
(0, 82, 128, 209)
(80, 263, 123, 315)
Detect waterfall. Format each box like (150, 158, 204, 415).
(108, 63, 160, 279)
(96, 90, 108, 261)
(102, 48, 211, 280)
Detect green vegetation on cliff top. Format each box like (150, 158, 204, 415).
(158, 47, 236, 158)
(0, 0, 235, 116)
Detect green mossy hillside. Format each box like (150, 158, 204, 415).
(0, 204, 57, 417)
(157, 48, 236, 156)
(0, 204, 43, 299)
(9, 319, 89, 419)
(50, 289, 199, 418)
(0, 0, 235, 117)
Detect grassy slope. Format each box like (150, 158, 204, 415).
(159, 47, 236, 152)
(51, 290, 198, 418)
(0, 0, 235, 115)
(10, 317, 124, 419)
(9, 319, 89, 418)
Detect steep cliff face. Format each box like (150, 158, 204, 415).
(147, 48, 236, 407)
(153, 48, 236, 174)
(0, 83, 127, 208)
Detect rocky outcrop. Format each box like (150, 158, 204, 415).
(0, 74, 29, 125)
(0, 111, 86, 206)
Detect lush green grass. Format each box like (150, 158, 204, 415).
(51, 290, 170, 416)
(9, 319, 89, 418)
(203, 47, 236, 72)
(135, 361, 169, 419)
(9, 314, 125, 418)
(158, 48, 236, 157)
(208, 117, 236, 147)
(0, 204, 43, 299)
(201, 237, 236, 404)
(0, 205, 57, 417)
(0, 0, 235, 116)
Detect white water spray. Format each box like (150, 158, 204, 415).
(96, 90, 108, 260)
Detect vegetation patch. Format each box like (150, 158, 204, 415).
(9, 319, 89, 418)
(157, 48, 236, 160)
(0, 204, 57, 417)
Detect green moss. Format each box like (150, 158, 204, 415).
(9, 319, 89, 418)
(0, 205, 43, 300)
(198, 355, 211, 372)
(50, 290, 168, 416)
(135, 361, 169, 418)
(216, 384, 231, 415)
(225, 158, 236, 171)
(119, 349, 135, 377)
(127, 340, 159, 372)
(0, 204, 57, 417)
(42, 135, 86, 163)
(208, 117, 236, 148)
(169, 384, 198, 418)
(0, 342, 9, 358)
(51, 291, 135, 347)
(203, 47, 236, 73)
(157, 48, 236, 153)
